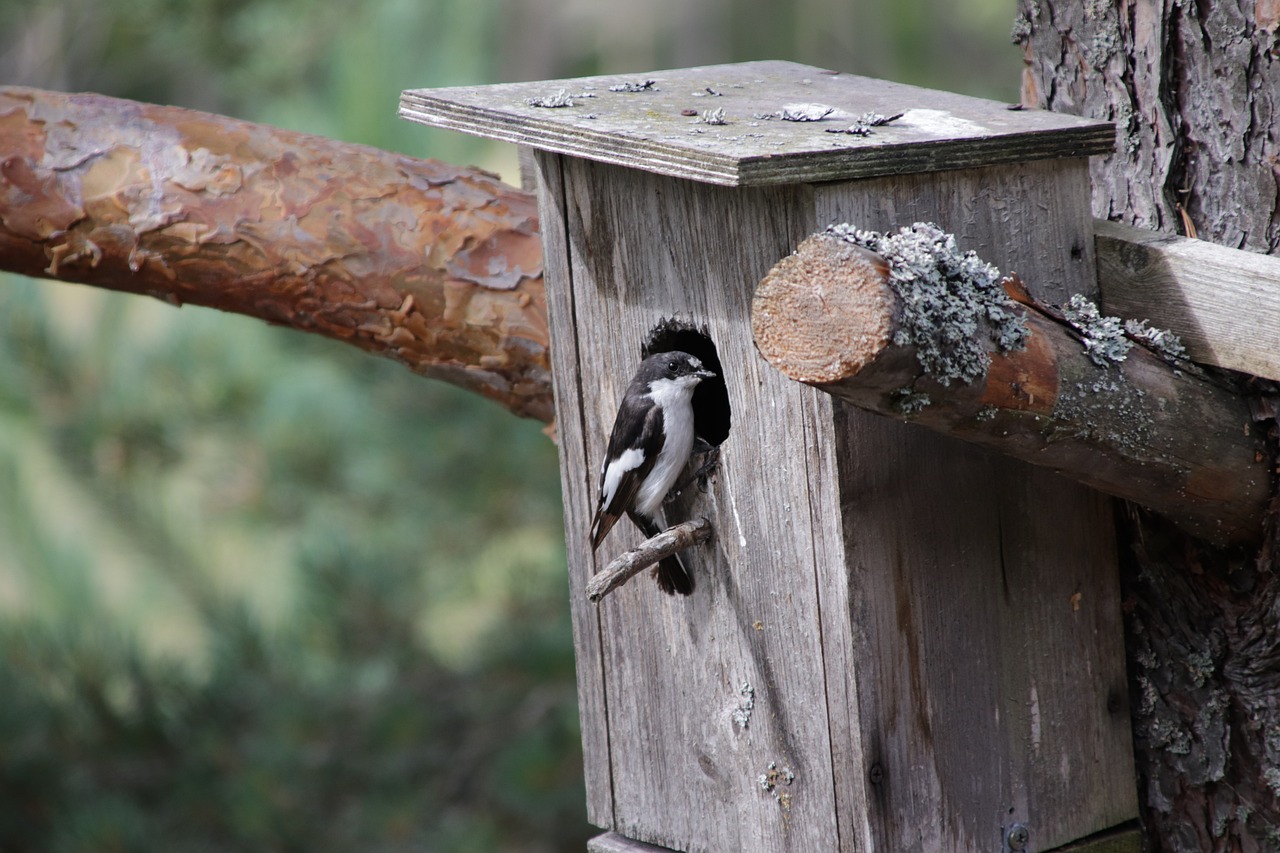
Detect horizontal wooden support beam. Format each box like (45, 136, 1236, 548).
(753, 229, 1273, 546)
(1095, 219, 1280, 382)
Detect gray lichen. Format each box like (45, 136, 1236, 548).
(1085, 28, 1119, 68)
(608, 79, 658, 93)
(1183, 648, 1216, 688)
(828, 222, 1028, 388)
(1062, 294, 1187, 366)
(731, 681, 755, 729)
(1063, 294, 1133, 366)
(758, 761, 795, 811)
(1265, 724, 1280, 754)
(777, 103, 834, 122)
(825, 111, 904, 137)
(700, 107, 728, 125)
(1264, 767, 1280, 798)
(1124, 318, 1188, 362)
(525, 89, 594, 108)
(1010, 13, 1033, 43)
(1051, 379, 1155, 453)
(892, 387, 931, 416)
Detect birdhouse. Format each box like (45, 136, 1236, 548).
(401, 61, 1137, 852)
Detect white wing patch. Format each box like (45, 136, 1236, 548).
(600, 447, 645, 509)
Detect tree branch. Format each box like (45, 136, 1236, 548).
(752, 231, 1273, 546)
(0, 86, 553, 422)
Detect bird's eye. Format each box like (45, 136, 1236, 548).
(668, 360, 679, 371)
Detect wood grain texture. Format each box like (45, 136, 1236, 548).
(533, 151, 616, 829)
(812, 159, 1137, 850)
(1095, 219, 1280, 382)
(541, 152, 860, 851)
(401, 61, 1113, 187)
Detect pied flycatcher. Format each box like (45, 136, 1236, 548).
(590, 351, 715, 595)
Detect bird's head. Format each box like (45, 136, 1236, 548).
(644, 351, 716, 386)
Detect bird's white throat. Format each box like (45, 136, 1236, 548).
(634, 377, 699, 516)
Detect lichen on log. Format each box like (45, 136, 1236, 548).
(752, 225, 1273, 546)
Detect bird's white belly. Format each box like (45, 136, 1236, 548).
(634, 382, 696, 517)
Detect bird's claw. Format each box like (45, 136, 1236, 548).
(665, 443, 721, 503)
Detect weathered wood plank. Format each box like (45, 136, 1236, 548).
(550, 155, 852, 851)
(1095, 219, 1280, 382)
(752, 230, 1271, 545)
(533, 151, 615, 828)
(400, 60, 1113, 187)
(811, 159, 1136, 850)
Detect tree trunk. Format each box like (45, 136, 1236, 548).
(1016, 3, 1280, 848)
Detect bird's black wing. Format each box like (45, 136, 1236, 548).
(590, 395, 664, 550)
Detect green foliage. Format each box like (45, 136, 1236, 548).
(0, 280, 584, 851)
(0, 605, 584, 852)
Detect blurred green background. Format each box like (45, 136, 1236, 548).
(0, 2, 1019, 850)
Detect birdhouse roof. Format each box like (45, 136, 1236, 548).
(400, 60, 1113, 187)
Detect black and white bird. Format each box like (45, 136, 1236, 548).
(590, 351, 716, 595)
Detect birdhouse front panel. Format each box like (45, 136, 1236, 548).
(537, 152, 865, 851)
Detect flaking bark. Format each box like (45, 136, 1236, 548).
(1014, 0, 1280, 251)
(0, 86, 552, 422)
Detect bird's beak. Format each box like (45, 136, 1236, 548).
(696, 368, 716, 379)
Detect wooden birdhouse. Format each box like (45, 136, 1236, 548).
(401, 61, 1137, 852)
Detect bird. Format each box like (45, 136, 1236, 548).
(590, 351, 716, 595)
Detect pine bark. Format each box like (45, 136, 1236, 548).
(1016, 3, 1280, 848)
(0, 87, 552, 422)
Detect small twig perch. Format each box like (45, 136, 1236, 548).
(587, 518, 713, 602)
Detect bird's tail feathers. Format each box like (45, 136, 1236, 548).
(627, 511, 694, 596)
(653, 553, 694, 596)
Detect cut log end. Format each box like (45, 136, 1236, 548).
(751, 234, 896, 385)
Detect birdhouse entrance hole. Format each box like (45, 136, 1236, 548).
(643, 320, 730, 448)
